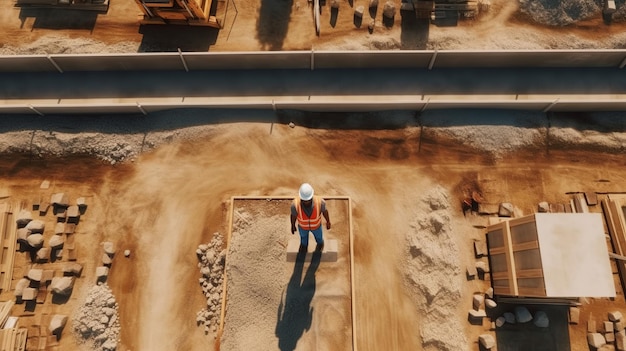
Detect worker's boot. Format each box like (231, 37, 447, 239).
(315, 243, 324, 252)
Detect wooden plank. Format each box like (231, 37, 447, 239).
(603, 198, 626, 296)
(16, 329, 27, 351)
(2, 207, 17, 293)
(503, 221, 519, 296)
(511, 240, 539, 252)
(517, 286, 547, 297)
(516, 268, 544, 279)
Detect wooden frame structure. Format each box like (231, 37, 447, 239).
(487, 212, 615, 298)
(602, 194, 626, 294)
(134, 0, 226, 28)
(217, 195, 356, 351)
(0, 203, 16, 294)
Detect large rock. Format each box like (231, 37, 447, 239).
(533, 310, 549, 328)
(16, 228, 30, 243)
(50, 193, 69, 207)
(49, 235, 64, 249)
(36, 247, 50, 263)
(538, 201, 550, 213)
(67, 205, 80, 223)
(610, 311, 624, 322)
(25, 220, 45, 234)
(14, 278, 30, 297)
(355, 5, 364, 17)
(479, 334, 496, 349)
(49, 314, 68, 337)
(15, 210, 32, 228)
(382, 1, 395, 18)
(96, 266, 109, 281)
(515, 306, 533, 323)
(26, 234, 44, 249)
(62, 262, 83, 277)
(51, 276, 75, 296)
(102, 242, 115, 256)
(588, 332, 606, 348)
(28, 269, 43, 282)
(54, 222, 65, 235)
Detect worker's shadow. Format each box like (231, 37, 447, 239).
(275, 250, 321, 351)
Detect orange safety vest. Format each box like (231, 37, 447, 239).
(294, 196, 322, 230)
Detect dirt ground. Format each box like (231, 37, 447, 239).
(1, 115, 626, 351)
(2, 0, 626, 53)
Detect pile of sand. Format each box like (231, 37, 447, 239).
(404, 185, 468, 351)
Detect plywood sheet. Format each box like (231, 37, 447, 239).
(535, 213, 615, 297)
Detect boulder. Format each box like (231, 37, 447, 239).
(479, 334, 496, 349)
(16, 228, 30, 243)
(538, 201, 549, 213)
(36, 247, 50, 263)
(67, 205, 80, 223)
(14, 278, 30, 297)
(62, 262, 83, 277)
(103, 242, 115, 256)
(28, 268, 43, 282)
(102, 253, 113, 265)
(96, 266, 109, 280)
(610, 311, 623, 322)
(25, 220, 45, 234)
(485, 298, 497, 309)
(49, 314, 68, 337)
(533, 310, 549, 328)
(49, 235, 64, 250)
(588, 332, 606, 349)
(16, 210, 32, 228)
(50, 193, 69, 207)
(607, 332, 616, 343)
(504, 312, 516, 324)
(515, 306, 533, 323)
(382, 1, 395, 18)
(22, 288, 37, 301)
(26, 234, 44, 249)
(51, 276, 75, 296)
(54, 222, 65, 235)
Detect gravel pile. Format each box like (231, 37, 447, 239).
(72, 283, 121, 351)
(404, 186, 468, 351)
(519, 0, 600, 26)
(195, 233, 226, 335)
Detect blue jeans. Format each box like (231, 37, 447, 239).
(298, 226, 324, 247)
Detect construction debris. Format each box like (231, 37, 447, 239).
(195, 234, 225, 334)
(73, 283, 120, 351)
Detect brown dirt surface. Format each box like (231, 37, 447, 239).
(1, 119, 626, 351)
(2, 0, 626, 53)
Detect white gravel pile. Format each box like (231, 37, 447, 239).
(404, 186, 467, 351)
(0, 37, 138, 55)
(195, 233, 226, 334)
(519, 0, 600, 26)
(72, 283, 121, 351)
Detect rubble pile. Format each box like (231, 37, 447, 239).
(72, 283, 121, 351)
(195, 233, 226, 334)
(519, 0, 600, 26)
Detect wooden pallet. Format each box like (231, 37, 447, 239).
(0, 327, 27, 351)
(0, 203, 17, 293)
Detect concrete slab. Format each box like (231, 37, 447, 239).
(286, 239, 338, 262)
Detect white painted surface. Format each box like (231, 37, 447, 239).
(535, 213, 615, 297)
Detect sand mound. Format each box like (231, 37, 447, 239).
(404, 185, 467, 351)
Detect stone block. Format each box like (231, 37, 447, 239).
(64, 223, 76, 234)
(28, 269, 43, 282)
(498, 202, 514, 217)
(538, 201, 549, 213)
(42, 270, 54, 283)
(22, 288, 37, 301)
(588, 332, 606, 349)
(50, 193, 69, 207)
(616, 330, 626, 351)
(54, 223, 65, 235)
(96, 266, 109, 280)
(466, 265, 477, 279)
(39, 202, 49, 216)
(469, 309, 486, 324)
(286, 239, 338, 262)
(604, 321, 615, 334)
(606, 332, 616, 343)
(589, 319, 598, 333)
(67, 206, 80, 223)
(569, 307, 580, 324)
(35, 248, 50, 263)
(473, 294, 484, 311)
(610, 311, 623, 322)
(615, 320, 626, 332)
(479, 334, 495, 349)
(474, 241, 487, 257)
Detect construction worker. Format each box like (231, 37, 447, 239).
(290, 183, 331, 253)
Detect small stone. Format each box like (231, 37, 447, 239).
(40, 180, 50, 189)
(474, 241, 487, 257)
(102, 242, 115, 256)
(330, 0, 339, 8)
(382, 1, 396, 18)
(288, 122, 295, 128)
(514, 306, 532, 323)
(124, 250, 131, 257)
(102, 253, 112, 265)
(485, 299, 497, 309)
(485, 287, 494, 299)
(538, 201, 550, 213)
(466, 265, 477, 279)
(478, 334, 496, 349)
(589, 319, 597, 333)
(49, 315, 68, 337)
(533, 310, 549, 328)
(569, 307, 580, 324)
(475, 261, 490, 273)
(28, 269, 43, 282)
(603, 321, 615, 333)
(615, 320, 626, 332)
(588, 332, 606, 349)
(495, 316, 506, 327)
(616, 330, 626, 350)
(610, 311, 623, 322)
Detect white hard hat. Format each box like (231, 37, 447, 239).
(299, 183, 314, 201)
